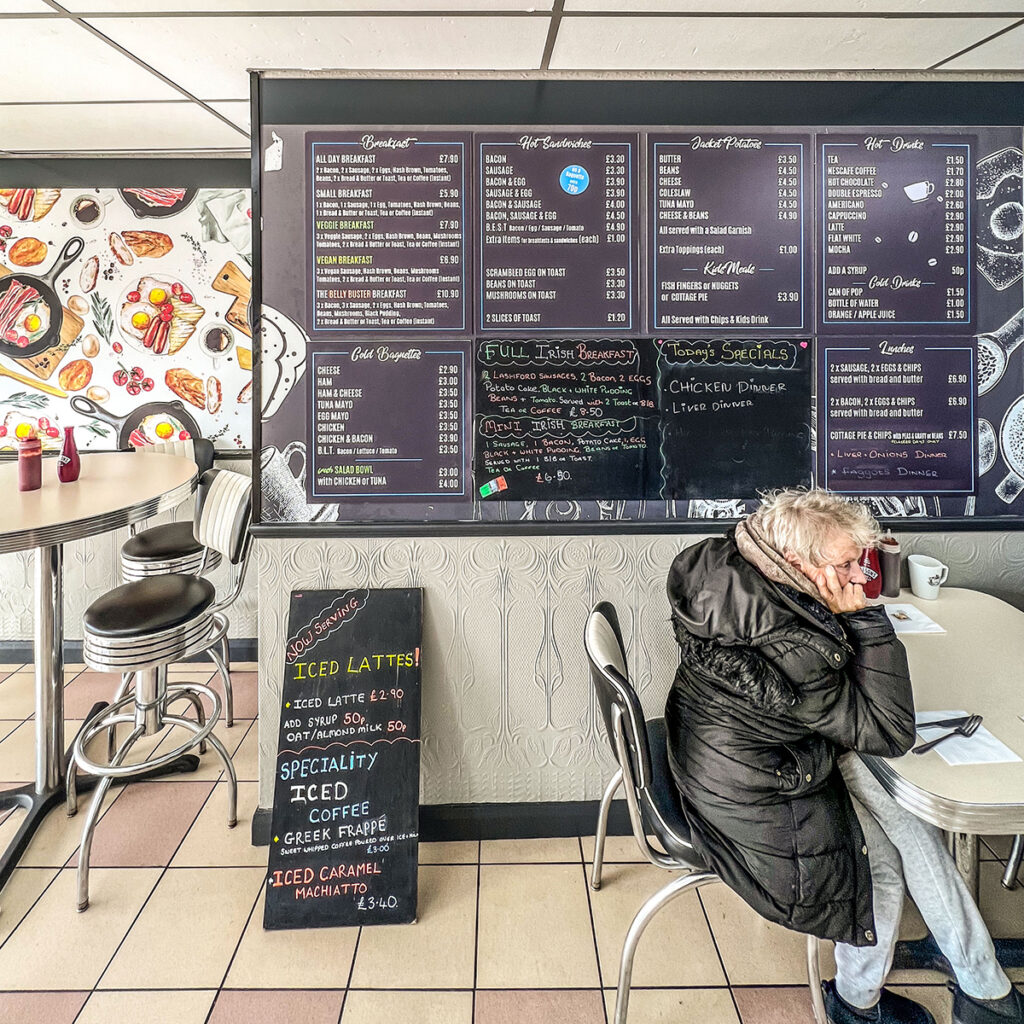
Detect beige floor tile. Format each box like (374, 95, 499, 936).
(343, 990, 473, 1024)
(173, 782, 264, 867)
(148, 717, 253, 784)
(481, 837, 581, 863)
(0, 672, 36, 720)
(980, 860, 1024, 938)
(76, 989, 217, 1024)
(19, 785, 124, 868)
(419, 841, 478, 864)
(226, 889, 358, 988)
(0, 722, 37, 782)
(581, 833, 648, 864)
(230, 721, 259, 782)
(99, 867, 263, 989)
(0, 867, 160, 990)
(350, 864, 477, 989)
(231, 661, 259, 672)
(603, 987, 739, 1024)
(0, 663, 27, 678)
(701, 883, 814, 985)
(983, 836, 1015, 861)
(0, 867, 59, 945)
(589, 862, 725, 988)
(476, 863, 600, 989)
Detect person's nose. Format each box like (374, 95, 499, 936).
(849, 563, 868, 585)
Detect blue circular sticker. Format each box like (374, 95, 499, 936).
(559, 164, 590, 195)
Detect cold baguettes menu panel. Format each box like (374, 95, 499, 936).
(649, 132, 811, 333)
(477, 132, 640, 333)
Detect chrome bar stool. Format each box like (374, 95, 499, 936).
(67, 469, 252, 911)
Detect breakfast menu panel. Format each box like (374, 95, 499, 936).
(819, 132, 975, 332)
(476, 132, 640, 332)
(649, 132, 811, 332)
(307, 132, 470, 333)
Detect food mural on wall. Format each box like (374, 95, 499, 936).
(258, 121, 1024, 524)
(0, 187, 253, 452)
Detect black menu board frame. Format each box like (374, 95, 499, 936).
(252, 74, 1024, 535)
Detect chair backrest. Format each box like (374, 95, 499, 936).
(133, 437, 216, 475)
(584, 601, 653, 791)
(194, 469, 252, 565)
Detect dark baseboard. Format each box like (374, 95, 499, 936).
(0, 639, 258, 666)
(251, 799, 632, 846)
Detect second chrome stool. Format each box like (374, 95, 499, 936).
(67, 470, 252, 911)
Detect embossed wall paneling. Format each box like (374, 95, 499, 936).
(256, 530, 1024, 811)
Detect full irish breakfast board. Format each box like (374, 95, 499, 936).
(254, 78, 1024, 528)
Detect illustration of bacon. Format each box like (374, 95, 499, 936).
(123, 188, 187, 208)
(0, 282, 41, 337)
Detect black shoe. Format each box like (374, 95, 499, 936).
(952, 984, 1024, 1024)
(823, 980, 936, 1024)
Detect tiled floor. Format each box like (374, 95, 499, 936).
(0, 662, 1021, 1024)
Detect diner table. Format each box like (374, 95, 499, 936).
(862, 587, 1024, 970)
(0, 451, 196, 891)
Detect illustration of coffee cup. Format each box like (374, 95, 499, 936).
(903, 180, 935, 203)
(260, 442, 338, 522)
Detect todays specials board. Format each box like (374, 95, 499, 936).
(265, 588, 422, 930)
(258, 112, 1024, 525)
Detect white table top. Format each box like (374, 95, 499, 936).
(0, 451, 196, 554)
(864, 587, 1024, 834)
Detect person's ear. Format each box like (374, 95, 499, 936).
(783, 551, 803, 571)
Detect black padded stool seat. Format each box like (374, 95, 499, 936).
(639, 718, 699, 863)
(122, 521, 203, 560)
(84, 574, 215, 638)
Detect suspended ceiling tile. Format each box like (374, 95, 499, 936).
(564, 1, 1024, 10)
(62, 1, 551, 11)
(942, 23, 1024, 68)
(0, 102, 249, 152)
(549, 16, 1016, 69)
(0, 19, 180, 103)
(88, 16, 549, 98)
(209, 101, 252, 134)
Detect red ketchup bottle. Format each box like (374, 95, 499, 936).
(17, 428, 42, 492)
(858, 546, 883, 599)
(57, 426, 80, 483)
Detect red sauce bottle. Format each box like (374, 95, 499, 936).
(859, 546, 883, 600)
(57, 426, 80, 483)
(18, 430, 42, 492)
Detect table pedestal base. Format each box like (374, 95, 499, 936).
(0, 704, 199, 892)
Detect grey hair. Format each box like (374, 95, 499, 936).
(749, 488, 882, 565)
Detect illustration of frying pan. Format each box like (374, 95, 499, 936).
(996, 395, 1024, 504)
(0, 236, 84, 358)
(71, 394, 201, 449)
(118, 188, 197, 219)
(977, 308, 1024, 396)
(978, 418, 998, 476)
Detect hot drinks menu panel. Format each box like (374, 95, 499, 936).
(259, 117, 1024, 524)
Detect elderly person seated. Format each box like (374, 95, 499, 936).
(665, 489, 1020, 1024)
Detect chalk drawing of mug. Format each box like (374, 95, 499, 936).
(903, 180, 935, 203)
(260, 442, 338, 522)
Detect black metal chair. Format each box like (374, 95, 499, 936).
(67, 468, 252, 911)
(584, 601, 825, 1024)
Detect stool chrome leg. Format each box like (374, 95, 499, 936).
(1002, 835, 1023, 890)
(807, 935, 826, 1024)
(164, 714, 237, 827)
(209, 641, 234, 728)
(106, 673, 135, 762)
(592, 768, 622, 891)
(77, 723, 145, 912)
(166, 688, 208, 754)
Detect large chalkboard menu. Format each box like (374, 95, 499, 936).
(256, 78, 1024, 528)
(265, 588, 422, 930)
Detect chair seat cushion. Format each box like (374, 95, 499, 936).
(122, 521, 202, 561)
(639, 718, 702, 863)
(84, 574, 215, 638)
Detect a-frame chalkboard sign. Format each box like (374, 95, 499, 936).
(264, 588, 422, 930)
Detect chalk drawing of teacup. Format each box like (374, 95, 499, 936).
(260, 442, 338, 522)
(903, 180, 935, 203)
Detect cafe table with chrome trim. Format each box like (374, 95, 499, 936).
(0, 451, 197, 891)
(861, 587, 1024, 970)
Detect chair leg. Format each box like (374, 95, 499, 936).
(209, 639, 234, 728)
(166, 689, 208, 754)
(613, 871, 718, 1024)
(1002, 835, 1024, 890)
(592, 768, 623, 891)
(165, 714, 237, 827)
(77, 724, 145, 912)
(806, 934, 827, 1024)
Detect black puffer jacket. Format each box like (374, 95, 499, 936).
(665, 534, 916, 946)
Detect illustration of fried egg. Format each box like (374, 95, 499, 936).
(22, 301, 49, 339)
(137, 413, 187, 443)
(118, 301, 153, 340)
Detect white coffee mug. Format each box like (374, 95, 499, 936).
(908, 554, 949, 600)
(903, 180, 935, 203)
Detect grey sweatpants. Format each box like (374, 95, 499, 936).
(833, 752, 1011, 1009)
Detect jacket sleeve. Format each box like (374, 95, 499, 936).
(761, 606, 917, 757)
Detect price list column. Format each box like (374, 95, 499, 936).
(477, 132, 640, 332)
(648, 132, 810, 332)
(819, 132, 974, 332)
